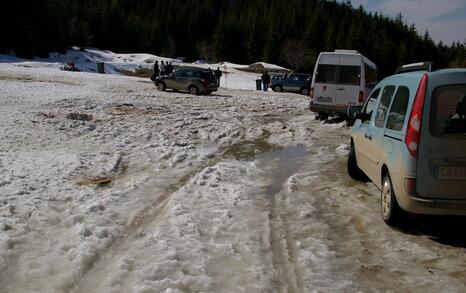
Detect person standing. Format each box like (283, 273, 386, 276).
(214, 67, 222, 86)
(151, 60, 160, 81)
(166, 62, 173, 74)
(159, 61, 166, 76)
(261, 71, 271, 92)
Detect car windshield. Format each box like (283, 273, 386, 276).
(431, 85, 466, 137)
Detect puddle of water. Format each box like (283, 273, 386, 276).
(258, 146, 309, 196)
(224, 139, 279, 160)
(223, 130, 279, 160)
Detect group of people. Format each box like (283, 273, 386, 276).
(152, 60, 174, 79)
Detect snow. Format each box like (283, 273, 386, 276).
(1, 55, 465, 293)
(250, 62, 290, 71)
(0, 48, 289, 91)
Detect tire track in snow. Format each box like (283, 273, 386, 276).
(69, 155, 223, 293)
(259, 146, 310, 293)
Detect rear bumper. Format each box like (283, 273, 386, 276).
(400, 193, 466, 216)
(309, 101, 348, 115)
(201, 86, 218, 93)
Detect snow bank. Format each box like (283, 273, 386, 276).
(0, 47, 290, 91)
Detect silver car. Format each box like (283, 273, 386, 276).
(347, 67, 466, 226)
(154, 67, 218, 95)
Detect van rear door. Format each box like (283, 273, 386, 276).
(335, 55, 361, 108)
(314, 54, 338, 107)
(417, 71, 466, 199)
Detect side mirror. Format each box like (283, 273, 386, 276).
(347, 106, 360, 119)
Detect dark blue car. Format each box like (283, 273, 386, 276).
(271, 74, 311, 95)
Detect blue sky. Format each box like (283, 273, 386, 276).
(341, 0, 466, 44)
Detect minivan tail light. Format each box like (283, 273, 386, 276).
(358, 90, 364, 103)
(201, 78, 208, 87)
(405, 74, 428, 157)
(309, 87, 314, 99)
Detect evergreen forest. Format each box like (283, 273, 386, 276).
(2, 0, 465, 77)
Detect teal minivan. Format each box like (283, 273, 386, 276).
(347, 66, 466, 226)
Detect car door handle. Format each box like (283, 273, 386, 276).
(337, 88, 345, 91)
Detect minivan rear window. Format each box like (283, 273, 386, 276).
(431, 85, 466, 137)
(316, 65, 337, 83)
(316, 65, 360, 85)
(338, 65, 360, 85)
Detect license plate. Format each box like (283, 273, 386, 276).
(316, 96, 332, 103)
(436, 166, 466, 180)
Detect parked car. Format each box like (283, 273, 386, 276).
(310, 50, 378, 120)
(271, 74, 286, 82)
(154, 67, 218, 95)
(347, 66, 466, 226)
(271, 74, 311, 95)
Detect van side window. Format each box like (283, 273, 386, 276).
(364, 63, 378, 86)
(316, 65, 337, 83)
(386, 86, 410, 131)
(375, 86, 396, 128)
(361, 88, 380, 124)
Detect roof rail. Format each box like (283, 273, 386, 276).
(396, 62, 434, 74)
(334, 49, 359, 54)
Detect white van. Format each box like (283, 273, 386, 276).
(309, 50, 378, 120)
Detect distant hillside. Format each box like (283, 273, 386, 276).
(2, 0, 465, 77)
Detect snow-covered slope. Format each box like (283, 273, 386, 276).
(0, 48, 289, 91)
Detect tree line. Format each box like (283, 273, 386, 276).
(2, 0, 465, 77)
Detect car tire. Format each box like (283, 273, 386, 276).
(346, 119, 355, 127)
(156, 82, 166, 91)
(381, 173, 405, 226)
(273, 85, 283, 92)
(301, 87, 309, 95)
(347, 143, 368, 181)
(189, 85, 199, 95)
(315, 112, 328, 121)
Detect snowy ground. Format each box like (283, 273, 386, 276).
(0, 63, 465, 293)
(0, 48, 288, 91)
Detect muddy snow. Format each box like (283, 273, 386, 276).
(0, 64, 465, 293)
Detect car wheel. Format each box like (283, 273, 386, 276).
(346, 119, 355, 127)
(381, 173, 405, 226)
(189, 85, 199, 95)
(273, 86, 282, 92)
(347, 143, 368, 181)
(301, 87, 309, 95)
(315, 112, 328, 121)
(156, 82, 166, 91)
